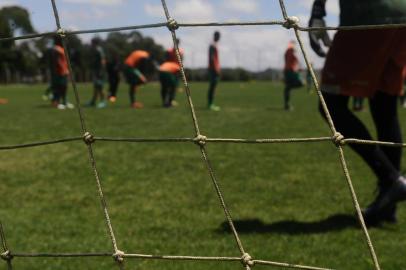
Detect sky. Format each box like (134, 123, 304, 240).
(0, 0, 340, 70)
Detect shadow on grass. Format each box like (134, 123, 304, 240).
(218, 214, 359, 235)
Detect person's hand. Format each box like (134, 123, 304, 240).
(308, 0, 331, 57)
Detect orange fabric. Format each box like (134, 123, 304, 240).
(167, 47, 184, 63)
(284, 47, 299, 72)
(54, 45, 69, 76)
(125, 50, 150, 67)
(208, 43, 220, 73)
(159, 62, 181, 74)
(322, 29, 406, 97)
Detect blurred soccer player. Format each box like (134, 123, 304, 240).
(87, 37, 107, 108)
(166, 38, 184, 64)
(165, 38, 184, 106)
(310, 0, 406, 225)
(207, 31, 221, 111)
(159, 61, 181, 108)
(306, 64, 314, 94)
(50, 35, 73, 110)
(283, 41, 304, 110)
(106, 52, 121, 103)
(123, 50, 149, 109)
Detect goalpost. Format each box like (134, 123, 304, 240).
(1, 1, 405, 269)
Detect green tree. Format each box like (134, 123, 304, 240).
(0, 6, 35, 83)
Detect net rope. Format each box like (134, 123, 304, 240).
(1, 0, 406, 269)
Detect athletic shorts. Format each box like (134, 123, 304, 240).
(51, 75, 68, 88)
(321, 28, 406, 97)
(209, 69, 220, 84)
(284, 70, 303, 89)
(124, 65, 144, 86)
(159, 71, 178, 88)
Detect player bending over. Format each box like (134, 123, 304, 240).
(123, 50, 150, 109)
(310, 0, 406, 226)
(166, 38, 184, 106)
(159, 61, 181, 108)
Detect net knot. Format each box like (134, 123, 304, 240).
(167, 18, 179, 31)
(113, 250, 125, 263)
(283, 16, 299, 29)
(193, 134, 207, 146)
(56, 28, 66, 37)
(333, 132, 345, 146)
(241, 253, 254, 267)
(83, 132, 95, 145)
(0, 250, 12, 261)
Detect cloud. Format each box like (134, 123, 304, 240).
(61, 8, 114, 22)
(222, 0, 259, 14)
(144, 3, 165, 18)
(0, 0, 18, 8)
(293, 0, 339, 16)
(62, 0, 126, 6)
(145, 0, 215, 22)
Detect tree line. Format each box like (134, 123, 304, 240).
(0, 6, 167, 84)
(0, 5, 286, 84)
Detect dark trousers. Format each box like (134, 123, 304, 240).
(208, 70, 219, 106)
(319, 92, 401, 188)
(108, 76, 120, 97)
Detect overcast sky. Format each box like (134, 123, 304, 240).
(1, 0, 340, 70)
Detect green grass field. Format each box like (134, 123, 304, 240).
(1, 81, 406, 270)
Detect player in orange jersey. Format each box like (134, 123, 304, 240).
(166, 38, 184, 106)
(50, 35, 73, 110)
(283, 41, 303, 111)
(166, 38, 184, 64)
(207, 31, 221, 111)
(123, 50, 150, 109)
(159, 61, 181, 108)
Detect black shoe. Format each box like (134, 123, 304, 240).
(362, 176, 406, 226)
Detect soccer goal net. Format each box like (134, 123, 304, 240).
(1, 1, 406, 270)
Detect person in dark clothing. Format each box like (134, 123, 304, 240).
(207, 31, 221, 111)
(106, 53, 121, 103)
(309, 0, 406, 226)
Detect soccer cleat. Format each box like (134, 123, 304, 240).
(131, 102, 144, 109)
(66, 103, 75, 109)
(171, 100, 179, 107)
(97, 101, 107, 109)
(57, 103, 66, 110)
(209, 104, 221, 111)
(284, 104, 294, 111)
(109, 96, 117, 103)
(362, 176, 406, 226)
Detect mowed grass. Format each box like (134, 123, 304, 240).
(1, 81, 406, 270)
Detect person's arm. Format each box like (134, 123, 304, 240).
(308, 0, 331, 57)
